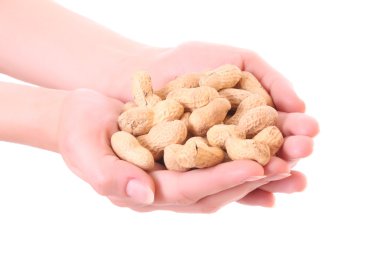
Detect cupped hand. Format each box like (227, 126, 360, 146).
(58, 89, 289, 213)
(134, 42, 320, 207)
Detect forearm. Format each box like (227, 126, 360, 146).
(0, 0, 155, 101)
(0, 81, 66, 152)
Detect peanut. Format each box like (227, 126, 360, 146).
(111, 131, 155, 170)
(236, 71, 274, 107)
(155, 73, 202, 99)
(218, 88, 252, 109)
(199, 64, 241, 90)
(206, 124, 245, 148)
(162, 144, 184, 171)
(118, 107, 154, 136)
(253, 126, 284, 155)
(132, 71, 161, 107)
(137, 120, 187, 160)
(237, 105, 278, 138)
(118, 99, 184, 136)
(207, 123, 274, 165)
(166, 86, 219, 111)
(188, 98, 231, 136)
(164, 137, 224, 171)
(225, 137, 271, 166)
(152, 99, 184, 125)
(224, 94, 266, 125)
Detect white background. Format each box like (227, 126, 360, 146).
(1, 0, 379, 252)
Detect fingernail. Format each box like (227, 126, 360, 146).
(126, 179, 154, 205)
(265, 173, 291, 181)
(246, 175, 267, 182)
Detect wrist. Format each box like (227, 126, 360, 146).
(0, 82, 68, 152)
(40, 89, 69, 152)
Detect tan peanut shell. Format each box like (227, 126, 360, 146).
(152, 99, 184, 125)
(166, 86, 219, 111)
(165, 137, 224, 171)
(155, 73, 202, 98)
(225, 94, 266, 125)
(206, 124, 246, 148)
(237, 105, 278, 138)
(253, 126, 284, 155)
(111, 131, 155, 170)
(118, 107, 154, 136)
(218, 88, 252, 109)
(225, 138, 271, 166)
(163, 144, 185, 171)
(199, 64, 242, 90)
(118, 100, 184, 136)
(137, 120, 187, 160)
(132, 71, 161, 107)
(236, 71, 274, 107)
(188, 98, 231, 136)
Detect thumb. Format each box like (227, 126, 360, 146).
(91, 155, 156, 205)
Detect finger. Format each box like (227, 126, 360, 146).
(103, 141, 293, 211)
(263, 156, 291, 176)
(277, 136, 314, 160)
(241, 50, 305, 113)
(59, 90, 156, 205)
(172, 158, 289, 212)
(278, 112, 320, 137)
(149, 160, 265, 205)
(117, 159, 290, 212)
(130, 189, 275, 212)
(62, 125, 156, 205)
(260, 171, 307, 193)
(137, 181, 269, 213)
(95, 157, 156, 205)
(237, 189, 275, 207)
(172, 172, 290, 213)
(188, 181, 268, 213)
(188, 174, 289, 213)
(104, 152, 289, 212)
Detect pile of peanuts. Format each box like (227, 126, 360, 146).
(111, 64, 284, 172)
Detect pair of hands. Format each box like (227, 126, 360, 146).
(58, 42, 319, 213)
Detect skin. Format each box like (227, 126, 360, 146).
(0, 0, 319, 212)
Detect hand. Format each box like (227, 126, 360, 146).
(58, 89, 290, 213)
(131, 42, 319, 207)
